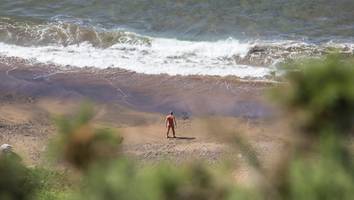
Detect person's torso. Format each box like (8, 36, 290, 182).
(167, 115, 174, 126)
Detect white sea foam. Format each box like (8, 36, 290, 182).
(0, 37, 271, 78)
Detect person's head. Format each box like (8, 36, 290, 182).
(170, 111, 173, 115)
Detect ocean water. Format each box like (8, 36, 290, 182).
(0, 0, 353, 78)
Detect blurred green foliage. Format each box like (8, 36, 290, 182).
(269, 55, 354, 200)
(79, 160, 236, 200)
(272, 55, 354, 135)
(52, 103, 123, 170)
(29, 167, 73, 200)
(0, 156, 38, 200)
(290, 134, 354, 200)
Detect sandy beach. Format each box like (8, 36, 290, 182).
(0, 56, 287, 170)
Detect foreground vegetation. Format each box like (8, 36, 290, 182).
(1, 55, 354, 200)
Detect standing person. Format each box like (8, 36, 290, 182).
(165, 111, 177, 138)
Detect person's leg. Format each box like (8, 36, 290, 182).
(166, 126, 170, 138)
(172, 126, 176, 138)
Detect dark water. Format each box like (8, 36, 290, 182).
(1, 0, 354, 42)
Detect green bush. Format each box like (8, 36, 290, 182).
(269, 55, 354, 200)
(52, 104, 122, 170)
(0, 157, 38, 200)
(79, 160, 238, 200)
(29, 167, 73, 200)
(290, 135, 354, 200)
(272, 55, 354, 135)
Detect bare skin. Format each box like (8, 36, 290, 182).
(165, 113, 177, 138)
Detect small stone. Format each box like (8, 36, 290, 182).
(0, 144, 13, 153)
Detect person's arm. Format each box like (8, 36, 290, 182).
(165, 117, 168, 128)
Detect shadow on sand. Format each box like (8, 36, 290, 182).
(169, 136, 196, 140)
